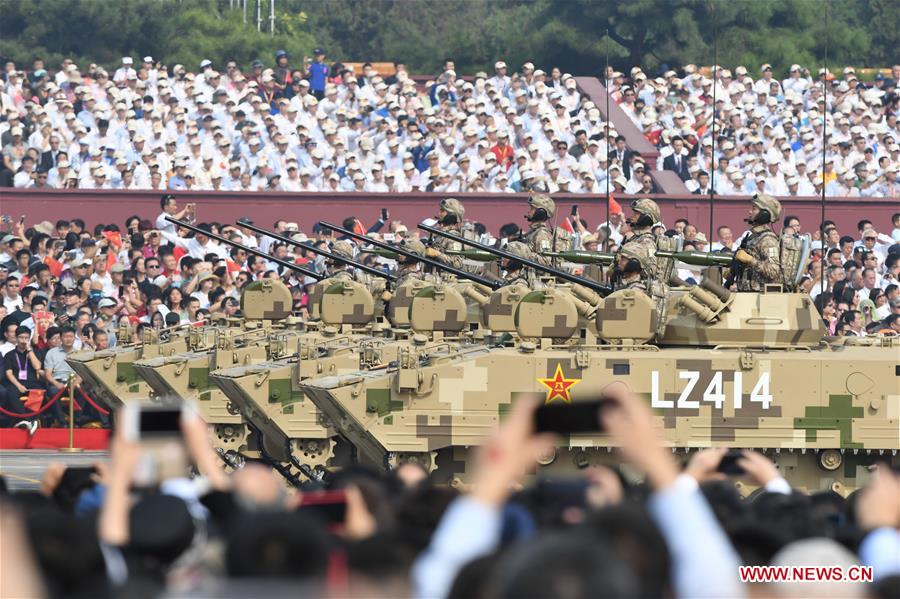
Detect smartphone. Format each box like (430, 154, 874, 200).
(381, 208, 388, 220)
(66, 249, 78, 259)
(297, 490, 347, 525)
(534, 398, 615, 434)
(716, 449, 746, 475)
(19, 215, 26, 224)
(571, 205, 578, 216)
(121, 402, 188, 486)
(533, 478, 589, 510)
(121, 403, 183, 441)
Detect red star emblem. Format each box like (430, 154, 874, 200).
(538, 364, 580, 404)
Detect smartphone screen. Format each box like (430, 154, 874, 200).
(534, 398, 614, 434)
(139, 408, 182, 435)
(297, 490, 347, 525)
(571, 204, 578, 216)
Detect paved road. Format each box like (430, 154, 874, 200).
(0, 451, 108, 491)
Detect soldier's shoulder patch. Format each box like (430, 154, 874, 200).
(540, 239, 552, 251)
(451, 241, 462, 251)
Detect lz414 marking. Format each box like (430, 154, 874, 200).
(650, 371, 773, 410)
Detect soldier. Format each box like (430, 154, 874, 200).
(324, 240, 357, 280)
(613, 198, 660, 289)
(523, 194, 556, 266)
(425, 198, 467, 270)
(732, 193, 783, 291)
(502, 241, 540, 288)
(614, 246, 649, 292)
(328, 239, 388, 300)
(394, 238, 431, 288)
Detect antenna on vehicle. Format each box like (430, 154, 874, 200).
(819, 0, 830, 299)
(707, 2, 718, 253)
(604, 27, 611, 251)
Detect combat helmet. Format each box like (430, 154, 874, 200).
(330, 240, 354, 259)
(618, 244, 650, 273)
(505, 241, 531, 259)
(751, 193, 782, 224)
(400, 238, 426, 259)
(630, 198, 661, 226)
(528, 193, 555, 220)
(439, 198, 465, 225)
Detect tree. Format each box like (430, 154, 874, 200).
(0, 0, 888, 79)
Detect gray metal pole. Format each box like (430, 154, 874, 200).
(256, 0, 261, 32)
(270, 0, 275, 34)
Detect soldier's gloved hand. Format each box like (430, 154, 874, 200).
(734, 249, 755, 265)
(425, 247, 441, 259)
(381, 290, 393, 302)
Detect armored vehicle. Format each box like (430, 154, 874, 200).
(133, 279, 306, 457)
(66, 322, 190, 410)
(208, 221, 508, 478)
(298, 231, 899, 494)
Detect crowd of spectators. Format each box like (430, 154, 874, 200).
(2, 53, 897, 196)
(608, 63, 900, 198)
(0, 52, 602, 194)
(1, 381, 898, 598)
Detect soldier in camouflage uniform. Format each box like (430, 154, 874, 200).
(502, 241, 541, 288)
(733, 193, 783, 292)
(327, 239, 388, 300)
(425, 198, 468, 271)
(324, 240, 357, 281)
(523, 194, 556, 267)
(613, 198, 660, 290)
(615, 246, 649, 292)
(393, 238, 431, 288)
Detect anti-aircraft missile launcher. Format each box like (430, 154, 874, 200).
(298, 229, 898, 493)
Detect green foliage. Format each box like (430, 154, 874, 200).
(0, 0, 890, 77)
(0, 0, 315, 71)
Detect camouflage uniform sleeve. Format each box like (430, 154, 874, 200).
(753, 233, 782, 283)
(636, 237, 660, 279)
(432, 236, 466, 270)
(361, 272, 386, 295)
(528, 228, 554, 266)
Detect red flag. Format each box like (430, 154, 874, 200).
(608, 195, 623, 216)
(560, 218, 575, 233)
(43, 255, 64, 278)
(102, 231, 122, 249)
(352, 218, 367, 236)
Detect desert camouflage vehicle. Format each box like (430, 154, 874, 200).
(66, 320, 190, 410)
(132, 279, 305, 458)
(206, 220, 512, 479)
(209, 276, 397, 477)
(209, 271, 516, 479)
(299, 235, 899, 494)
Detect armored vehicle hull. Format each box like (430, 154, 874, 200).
(134, 343, 269, 454)
(208, 334, 407, 473)
(301, 338, 899, 493)
(66, 334, 188, 409)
